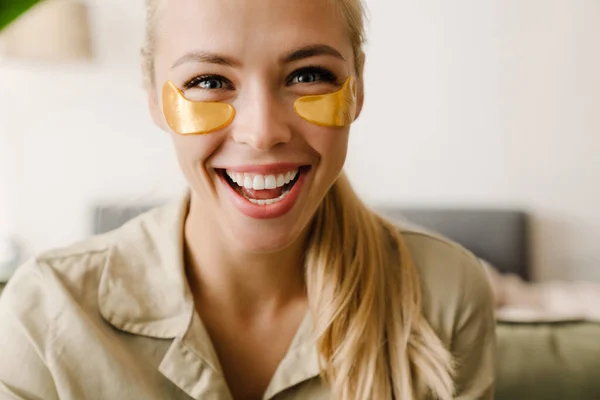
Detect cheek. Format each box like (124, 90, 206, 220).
(169, 132, 224, 167)
(304, 127, 350, 171)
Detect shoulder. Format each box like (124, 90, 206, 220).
(395, 224, 497, 396)
(397, 223, 495, 345)
(0, 237, 114, 368)
(0, 203, 170, 324)
(0, 195, 190, 342)
(0, 238, 110, 322)
(399, 223, 493, 303)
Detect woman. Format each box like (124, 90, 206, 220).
(0, 0, 495, 399)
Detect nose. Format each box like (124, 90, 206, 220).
(230, 84, 293, 151)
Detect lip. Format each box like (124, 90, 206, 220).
(217, 165, 311, 219)
(216, 162, 308, 175)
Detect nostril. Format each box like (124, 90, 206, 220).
(229, 115, 293, 150)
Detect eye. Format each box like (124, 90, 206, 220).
(198, 79, 223, 90)
(288, 66, 338, 86)
(291, 71, 320, 84)
(183, 75, 233, 90)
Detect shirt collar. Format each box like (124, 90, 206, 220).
(98, 191, 193, 339)
(97, 190, 322, 398)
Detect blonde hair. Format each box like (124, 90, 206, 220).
(141, 1, 454, 399)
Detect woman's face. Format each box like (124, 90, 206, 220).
(149, 0, 363, 253)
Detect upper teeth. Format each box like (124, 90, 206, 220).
(226, 169, 298, 190)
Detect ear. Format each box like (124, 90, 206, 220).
(147, 87, 169, 131)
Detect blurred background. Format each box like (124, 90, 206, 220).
(0, 0, 599, 282)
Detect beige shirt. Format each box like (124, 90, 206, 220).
(0, 194, 495, 400)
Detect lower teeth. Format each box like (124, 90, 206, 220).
(244, 189, 291, 205)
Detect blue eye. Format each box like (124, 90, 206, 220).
(291, 71, 321, 84)
(198, 79, 224, 89)
(288, 67, 338, 86)
(184, 75, 232, 90)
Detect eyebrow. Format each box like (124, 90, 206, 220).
(282, 44, 346, 64)
(171, 44, 346, 69)
(171, 52, 241, 69)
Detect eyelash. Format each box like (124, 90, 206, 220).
(183, 74, 233, 90)
(286, 66, 338, 86)
(182, 66, 339, 91)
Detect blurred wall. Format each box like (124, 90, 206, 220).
(351, 0, 600, 281)
(0, 0, 185, 259)
(0, 0, 598, 280)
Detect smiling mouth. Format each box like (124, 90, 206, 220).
(219, 166, 309, 205)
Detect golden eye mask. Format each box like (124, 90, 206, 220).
(162, 81, 236, 135)
(162, 76, 357, 135)
(293, 76, 357, 127)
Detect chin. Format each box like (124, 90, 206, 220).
(225, 217, 309, 255)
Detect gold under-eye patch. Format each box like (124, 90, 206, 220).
(161, 76, 357, 136)
(293, 76, 357, 127)
(162, 81, 235, 135)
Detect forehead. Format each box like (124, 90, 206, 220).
(156, 0, 353, 66)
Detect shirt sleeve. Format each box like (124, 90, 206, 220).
(0, 262, 60, 400)
(451, 256, 496, 399)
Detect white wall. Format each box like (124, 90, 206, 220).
(1, 0, 598, 281)
(348, 0, 600, 281)
(0, 0, 185, 258)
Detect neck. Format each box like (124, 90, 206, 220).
(184, 200, 308, 320)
